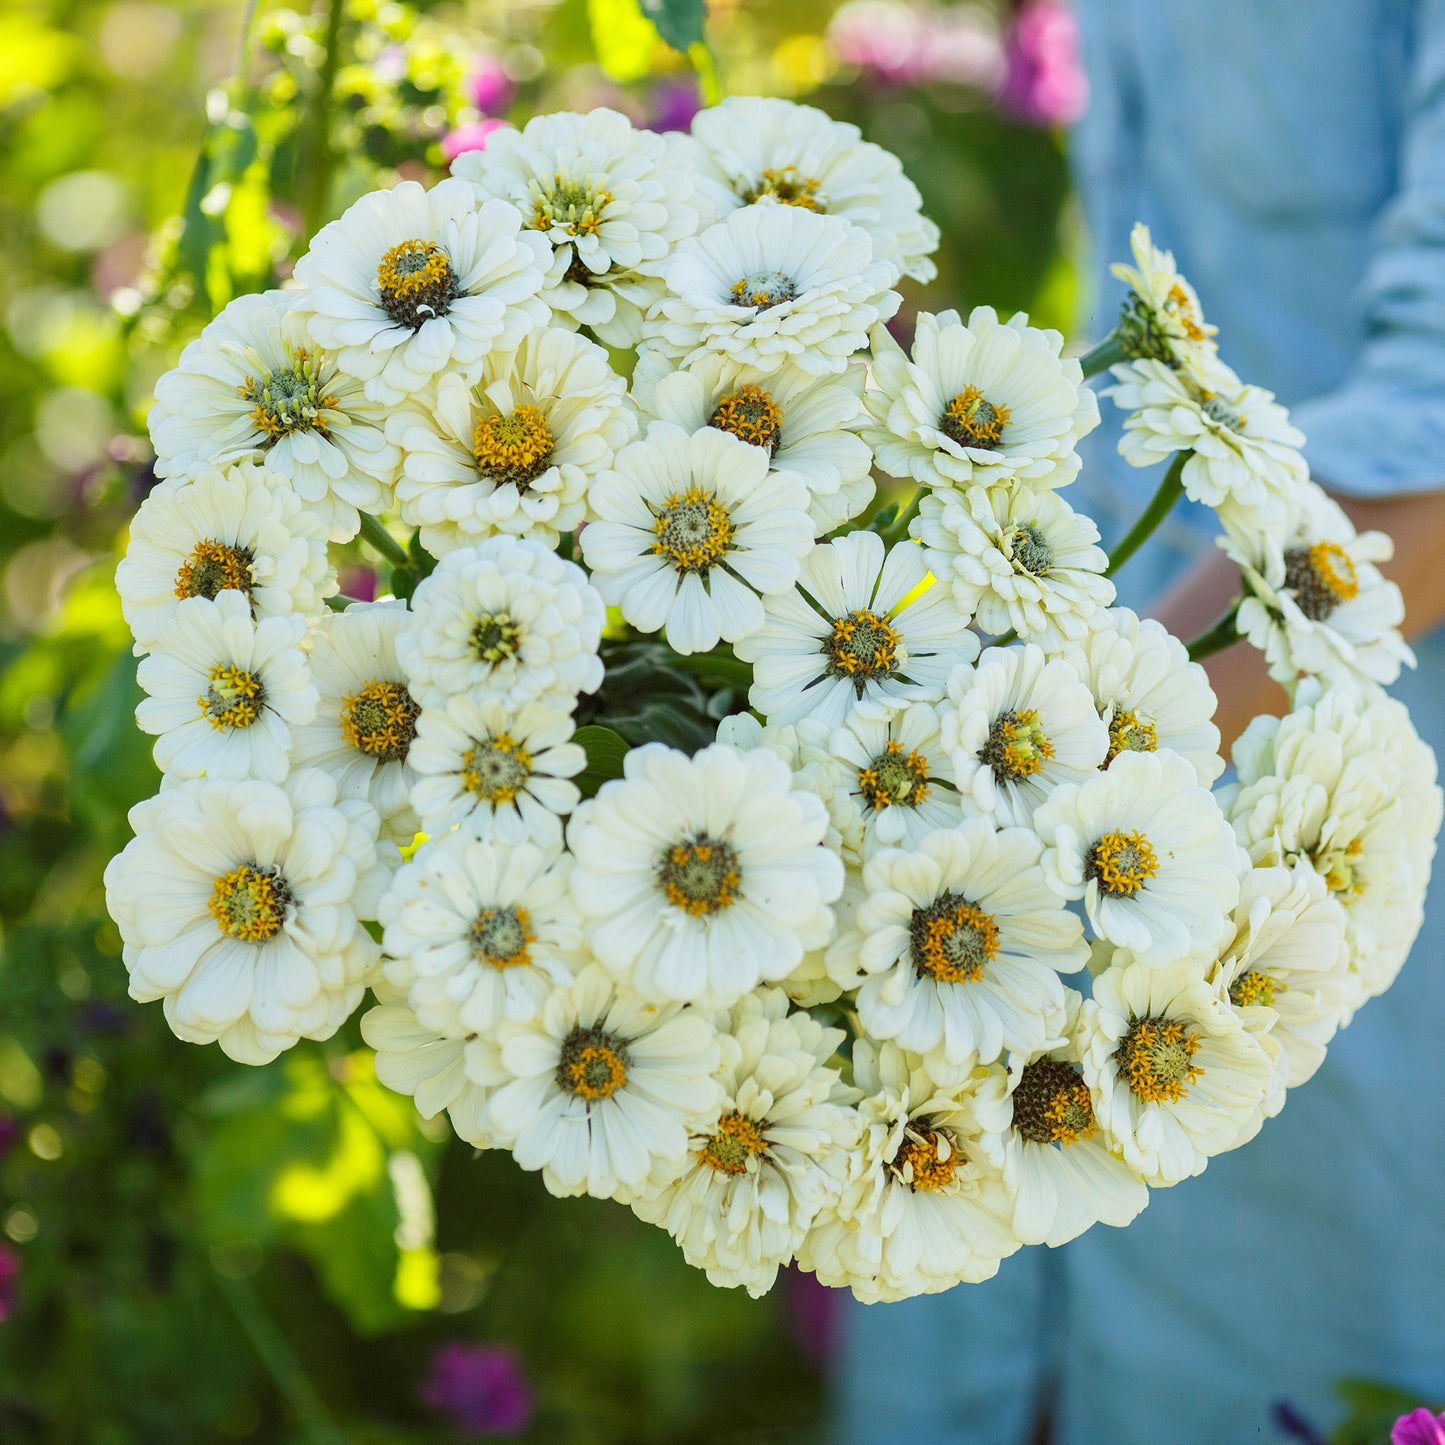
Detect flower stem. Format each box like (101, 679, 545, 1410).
(1104, 451, 1189, 579)
(1185, 602, 1242, 661)
(356, 513, 409, 569)
(1079, 333, 1129, 378)
(880, 488, 924, 547)
(299, 0, 346, 242)
(324, 594, 364, 611)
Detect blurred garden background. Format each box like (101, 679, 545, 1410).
(0, 0, 1081, 1438)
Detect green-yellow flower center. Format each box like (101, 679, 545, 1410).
(709, 385, 783, 453)
(1283, 541, 1359, 622)
(909, 893, 1000, 985)
(376, 238, 459, 329)
(698, 1110, 770, 1175)
(858, 739, 931, 811)
(556, 1025, 629, 1103)
(236, 345, 338, 441)
(529, 174, 614, 237)
(979, 708, 1055, 783)
(209, 862, 291, 943)
(729, 271, 798, 311)
(1116, 1014, 1202, 1104)
(340, 678, 420, 763)
(200, 663, 264, 731)
(174, 539, 255, 602)
(1086, 829, 1160, 897)
(1010, 523, 1054, 576)
(472, 610, 522, 666)
(659, 836, 741, 916)
(824, 608, 902, 691)
(1011, 1058, 1097, 1146)
(1228, 968, 1279, 1009)
(1104, 705, 1159, 767)
(472, 404, 555, 489)
(889, 1122, 958, 1193)
(942, 385, 1010, 450)
(471, 904, 534, 970)
(650, 487, 734, 574)
(741, 166, 824, 211)
(461, 733, 533, 804)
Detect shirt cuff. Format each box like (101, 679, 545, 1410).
(1294, 382, 1445, 498)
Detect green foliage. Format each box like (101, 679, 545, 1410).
(573, 724, 631, 796)
(1331, 1379, 1438, 1445)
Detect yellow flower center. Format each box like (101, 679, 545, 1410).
(650, 487, 734, 574)
(1011, 1058, 1097, 1146)
(728, 271, 798, 311)
(472, 404, 555, 489)
(823, 608, 902, 689)
(741, 166, 824, 211)
(941, 385, 1011, 450)
(979, 708, 1055, 783)
(375, 238, 459, 329)
(1116, 1014, 1203, 1104)
(1228, 968, 1280, 1009)
(472, 610, 522, 666)
(529, 174, 614, 237)
(1086, 829, 1160, 898)
(858, 739, 931, 811)
(199, 663, 263, 731)
(1311, 836, 1365, 898)
(889, 1122, 958, 1193)
(1283, 541, 1360, 622)
(1105, 706, 1159, 767)
(340, 679, 420, 763)
(659, 836, 741, 917)
(461, 732, 533, 804)
(209, 862, 291, 943)
(709, 385, 783, 453)
(557, 1026, 629, 1103)
(236, 344, 338, 442)
(698, 1110, 770, 1175)
(909, 893, 1000, 985)
(470, 904, 534, 970)
(174, 539, 255, 602)
(1167, 282, 1208, 342)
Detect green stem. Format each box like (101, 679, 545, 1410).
(299, 0, 346, 241)
(1186, 602, 1242, 661)
(214, 1269, 349, 1445)
(356, 512, 409, 568)
(324, 593, 365, 611)
(671, 649, 754, 692)
(1079, 333, 1129, 378)
(880, 488, 924, 547)
(1104, 451, 1189, 579)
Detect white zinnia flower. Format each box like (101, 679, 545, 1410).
(379, 831, 582, 1038)
(408, 696, 584, 846)
(1035, 750, 1244, 966)
(292, 178, 553, 406)
(914, 480, 1115, 645)
(580, 424, 815, 655)
(396, 536, 604, 712)
(290, 601, 422, 840)
(117, 463, 334, 655)
(838, 821, 1087, 1068)
(486, 965, 723, 1200)
(688, 96, 940, 282)
(1061, 607, 1224, 786)
(735, 531, 981, 729)
(631, 987, 860, 1298)
(1078, 958, 1273, 1187)
(1224, 484, 1413, 688)
(941, 643, 1108, 826)
(135, 592, 316, 784)
(1109, 222, 1220, 382)
(797, 1042, 1020, 1302)
(453, 108, 705, 346)
(389, 325, 636, 557)
(641, 204, 900, 377)
(568, 742, 843, 1006)
(103, 769, 383, 1064)
(147, 289, 399, 541)
(631, 351, 875, 534)
(863, 307, 1099, 490)
(1108, 357, 1309, 525)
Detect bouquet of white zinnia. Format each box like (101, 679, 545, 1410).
(105, 96, 1439, 1303)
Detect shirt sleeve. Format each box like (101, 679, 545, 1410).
(1291, 0, 1445, 498)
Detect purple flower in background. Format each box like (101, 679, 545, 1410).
(469, 56, 515, 116)
(784, 1266, 841, 1368)
(999, 0, 1088, 127)
(337, 563, 377, 603)
(650, 79, 701, 133)
(1270, 1399, 1325, 1445)
(441, 118, 511, 164)
(1394, 1408, 1445, 1445)
(421, 1343, 533, 1437)
(0, 1245, 21, 1322)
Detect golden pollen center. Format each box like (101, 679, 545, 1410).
(174, 539, 255, 602)
(470, 904, 534, 970)
(375, 238, 458, 329)
(729, 271, 798, 311)
(1105, 705, 1159, 767)
(461, 732, 533, 804)
(709, 385, 783, 453)
(909, 893, 1000, 985)
(1168, 283, 1208, 342)
(1086, 829, 1160, 897)
(890, 1122, 958, 1193)
(340, 679, 420, 763)
(942, 384, 1011, 450)
(741, 166, 824, 211)
(650, 486, 734, 574)
(472, 404, 555, 489)
(1012, 1058, 1097, 1146)
(824, 608, 902, 693)
(1116, 1014, 1203, 1104)
(659, 836, 741, 917)
(698, 1110, 769, 1175)
(209, 862, 291, 943)
(236, 345, 337, 442)
(1311, 836, 1365, 898)
(557, 1026, 629, 1103)
(1283, 541, 1360, 622)
(529, 174, 614, 237)
(1228, 968, 1279, 1009)
(200, 662, 264, 731)
(979, 708, 1055, 783)
(858, 739, 931, 811)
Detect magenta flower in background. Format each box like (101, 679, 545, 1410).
(828, 1, 1003, 91)
(441, 118, 511, 164)
(784, 1266, 841, 1368)
(1394, 1408, 1445, 1445)
(649, 79, 701, 133)
(999, 0, 1088, 127)
(469, 56, 515, 116)
(421, 1342, 533, 1437)
(0, 1245, 21, 1322)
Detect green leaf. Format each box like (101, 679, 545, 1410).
(638, 0, 707, 53)
(573, 724, 629, 798)
(580, 640, 722, 753)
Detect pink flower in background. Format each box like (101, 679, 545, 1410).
(0, 1245, 21, 1322)
(469, 56, 515, 116)
(999, 0, 1088, 127)
(1394, 1408, 1445, 1445)
(828, 1, 1003, 90)
(442, 118, 511, 163)
(650, 78, 701, 133)
(421, 1343, 533, 1437)
(784, 1267, 841, 1368)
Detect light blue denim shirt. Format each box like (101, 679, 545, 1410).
(834, 4, 1445, 1441)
